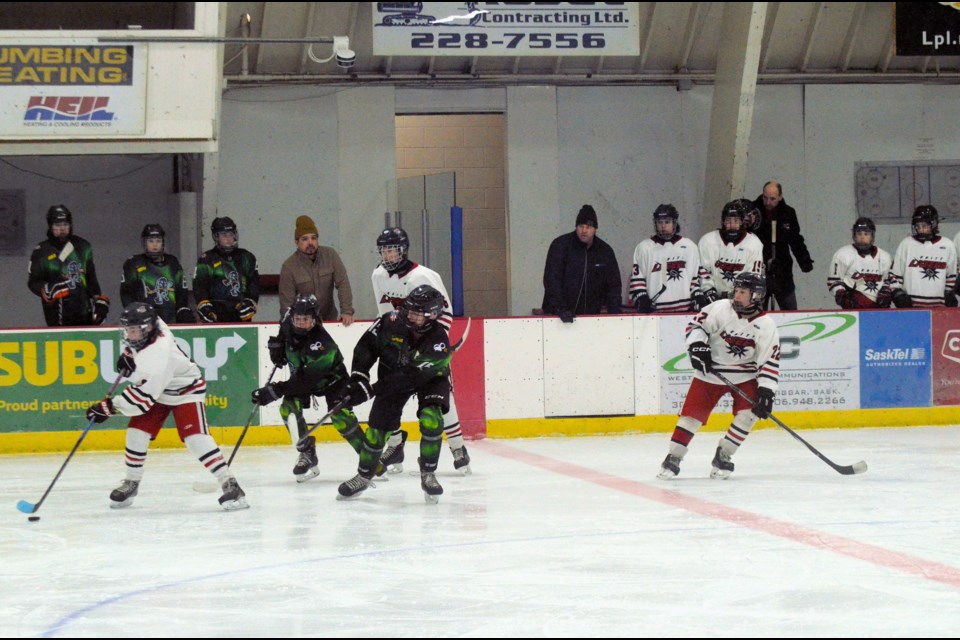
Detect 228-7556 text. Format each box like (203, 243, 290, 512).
(411, 32, 606, 50)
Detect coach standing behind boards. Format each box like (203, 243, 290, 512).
(541, 204, 622, 323)
(279, 215, 355, 326)
(750, 181, 814, 310)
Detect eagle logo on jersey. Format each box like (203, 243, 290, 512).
(715, 259, 746, 282)
(851, 271, 884, 292)
(379, 294, 406, 309)
(146, 277, 174, 304)
(720, 330, 756, 358)
(664, 259, 687, 281)
(908, 258, 946, 280)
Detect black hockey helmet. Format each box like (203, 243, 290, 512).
(289, 294, 319, 335)
(376, 227, 410, 272)
(720, 200, 747, 242)
(851, 217, 876, 252)
(46, 204, 73, 230)
(731, 271, 766, 315)
(911, 205, 938, 241)
(403, 284, 445, 334)
(141, 223, 165, 259)
(119, 302, 159, 351)
(652, 204, 679, 240)
(740, 198, 761, 232)
(211, 216, 238, 252)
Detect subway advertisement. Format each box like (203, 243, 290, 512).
(0, 326, 258, 432)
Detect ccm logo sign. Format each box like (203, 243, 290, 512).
(942, 330, 960, 364)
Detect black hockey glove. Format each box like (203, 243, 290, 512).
(86, 398, 116, 424)
(116, 350, 136, 378)
(946, 290, 959, 308)
(41, 280, 70, 304)
(175, 307, 195, 324)
(267, 335, 287, 367)
(337, 372, 373, 408)
(752, 387, 776, 419)
(634, 294, 654, 314)
(196, 300, 217, 323)
(558, 309, 575, 323)
(892, 289, 913, 309)
(692, 292, 711, 312)
(687, 341, 713, 375)
(251, 384, 282, 406)
(236, 298, 257, 322)
(835, 288, 857, 310)
(799, 260, 814, 274)
(92, 295, 110, 325)
(874, 288, 892, 309)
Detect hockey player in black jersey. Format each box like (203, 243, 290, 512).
(334, 285, 452, 503)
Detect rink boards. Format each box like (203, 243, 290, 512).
(2, 309, 960, 452)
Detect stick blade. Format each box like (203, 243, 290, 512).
(851, 460, 868, 475)
(16, 500, 36, 514)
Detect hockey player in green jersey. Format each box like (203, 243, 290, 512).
(250, 294, 369, 482)
(193, 217, 260, 323)
(28, 204, 109, 326)
(121, 224, 193, 324)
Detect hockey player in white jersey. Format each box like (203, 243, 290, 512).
(630, 204, 706, 313)
(698, 199, 765, 302)
(370, 227, 471, 474)
(827, 217, 894, 309)
(657, 272, 780, 480)
(889, 205, 958, 308)
(85, 302, 248, 510)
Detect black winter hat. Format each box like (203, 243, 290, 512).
(576, 204, 598, 229)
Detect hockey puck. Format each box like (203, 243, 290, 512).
(28, 516, 40, 522)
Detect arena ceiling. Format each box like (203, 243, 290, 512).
(221, 2, 960, 86)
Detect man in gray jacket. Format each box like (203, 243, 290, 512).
(279, 215, 355, 326)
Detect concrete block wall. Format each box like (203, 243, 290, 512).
(396, 114, 508, 316)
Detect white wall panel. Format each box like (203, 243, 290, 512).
(633, 315, 661, 415)
(484, 318, 544, 420)
(543, 315, 634, 417)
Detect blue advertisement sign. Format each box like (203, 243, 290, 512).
(859, 311, 931, 408)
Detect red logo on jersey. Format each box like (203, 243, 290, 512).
(379, 294, 405, 309)
(720, 330, 756, 358)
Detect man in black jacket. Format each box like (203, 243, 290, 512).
(541, 204, 622, 322)
(749, 182, 814, 310)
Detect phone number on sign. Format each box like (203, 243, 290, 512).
(411, 32, 607, 50)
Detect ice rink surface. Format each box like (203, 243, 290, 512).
(2, 425, 960, 638)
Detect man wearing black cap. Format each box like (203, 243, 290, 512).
(28, 204, 109, 326)
(541, 204, 622, 322)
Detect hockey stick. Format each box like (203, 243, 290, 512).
(17, 375, 125, 515)
(295, 401, 348, 449)
(712, 371, 867, 476)
(649, 284, 668, 304)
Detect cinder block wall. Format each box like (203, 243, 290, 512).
(396, 114, 507, 316)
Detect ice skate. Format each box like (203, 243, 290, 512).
(109, 479, 139, 508)
(378, 430, 407, 475)
(293, 436, 319, 483)
(452, 445, 472, 476)
(337, 474, 372, 500)
(657, 454, 681, 480)
(421, 471, 443, 504)
(710, 446, 735, 479)
(218, 477, 249, 511)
